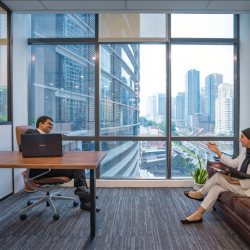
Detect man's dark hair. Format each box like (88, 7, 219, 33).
(36, 116, 53, 128)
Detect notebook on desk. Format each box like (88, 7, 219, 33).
(21, 133, 64, 158)
(209, 166, 250, 179)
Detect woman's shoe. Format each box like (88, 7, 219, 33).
(184, 191, 203, 201)
(180, 218, 202, 224)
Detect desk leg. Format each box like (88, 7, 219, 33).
(90, 169, 96, 238)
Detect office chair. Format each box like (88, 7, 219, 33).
(15, 125, 78, 221)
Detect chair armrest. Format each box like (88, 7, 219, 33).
(207, 160, 228, 178)
(25, 169, 51, 182)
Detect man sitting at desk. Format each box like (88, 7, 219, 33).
(20, 115, 100, 212)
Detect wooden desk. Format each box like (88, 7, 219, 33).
(0, 151, 107, 237)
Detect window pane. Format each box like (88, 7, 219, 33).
(0, 12, 7, 38)
(0, 9, 7, 121)
(63, 140, 94, 178)
(171, 14, 234, 38)
(100, 44, 166, 136)
(31, 14, 95, 38)
(171, 141, 234, 178)
(100, 141, 166, 178)
(0, 44, 7, 121)
(30, 45, 95, 135)
(99, 14, 168, 42)
(171, 45, 234, 136)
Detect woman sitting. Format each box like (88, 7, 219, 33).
(181, 128, 250, 224)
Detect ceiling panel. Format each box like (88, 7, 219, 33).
(207, 1, 250, 11)
(2, 0, 250, 13)
(42, 1, 125, 10)
(127, 1, 209, 10)
(2, 1, 46, 11)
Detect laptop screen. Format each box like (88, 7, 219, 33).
(21, 133, 64, 158)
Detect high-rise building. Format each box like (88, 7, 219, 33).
(185, 69, 200, 126)
(157, 93, 166, 122)
(205, 73, 223, 122)
(215, 83, 234, 135)
(200, 86, 205, 114)
(30, 14, 141, 178)
(175, 92, 185, 126)
(171, 96, 175, 121)
(146, 94, 157, 121)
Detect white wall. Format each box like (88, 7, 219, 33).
(240, 15, 250, 133)
(0, 125, 13, 198)
(12, 14, 29, 192)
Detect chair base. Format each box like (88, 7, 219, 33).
(20, 192, 78, 220)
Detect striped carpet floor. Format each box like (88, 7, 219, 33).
(0, 187, 249, 250)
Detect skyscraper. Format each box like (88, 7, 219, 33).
(215, 83, 234, 135)
(185, 69, 200, 126)
(175, 92, 185, 126)
(146, 94, 157, 121)
(157, 93, 166, 122)
(30, 14, 141, 178)
(205, 73, 223, 123)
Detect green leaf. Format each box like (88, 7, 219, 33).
(189, 155, 208, 184)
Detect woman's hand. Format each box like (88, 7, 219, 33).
(222, 173, 233, 183)
(206, 142, 222, 157)
(222, 173, 240, 185)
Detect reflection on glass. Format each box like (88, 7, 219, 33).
(171, 14, 234, 38)
(99, 14, 167, 41)
(171, 141, 234, 178)
(100, 141, 166, 179)
(100, 44, 166, 136)
(30, 44, 95, 135)
(31, 14, 95, 38)
(171, 45, 234, 137)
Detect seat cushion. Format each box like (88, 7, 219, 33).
(235, 198, 250, 225)
(34, 176, 71, 184)
(217, 191, 245, 211)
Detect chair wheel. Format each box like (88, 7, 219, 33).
(53, 214, 60, 220)
(46, 201, 50, 206)
(27, 201, 33, 206)
(73, 201, 79, 207)
(20, 214, 27, 220)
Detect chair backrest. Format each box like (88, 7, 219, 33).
(15, 125, 33, 148)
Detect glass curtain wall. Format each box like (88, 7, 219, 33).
(28, 14, 238, 180)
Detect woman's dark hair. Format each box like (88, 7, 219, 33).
(242, 128, 250, 140)
(36, 116, 53, 128)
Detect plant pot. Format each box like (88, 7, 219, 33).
(193, 182, 205, 191)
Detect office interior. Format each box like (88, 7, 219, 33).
(1, 0, 250, 248)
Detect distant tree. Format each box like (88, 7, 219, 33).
(0, 115, 7, 121)
(139, 116, 148, 126)
(145, 120, 157, 127)
(158, 121, 166, 135)
(171, 121, 176, 133)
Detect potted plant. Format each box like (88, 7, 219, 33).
(190, 155, 208, 190)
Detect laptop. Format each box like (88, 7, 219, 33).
(21, 133, 65, 158)
(209, 166, 250, 179)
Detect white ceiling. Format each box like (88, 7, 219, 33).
(1, 0, 250, 14)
